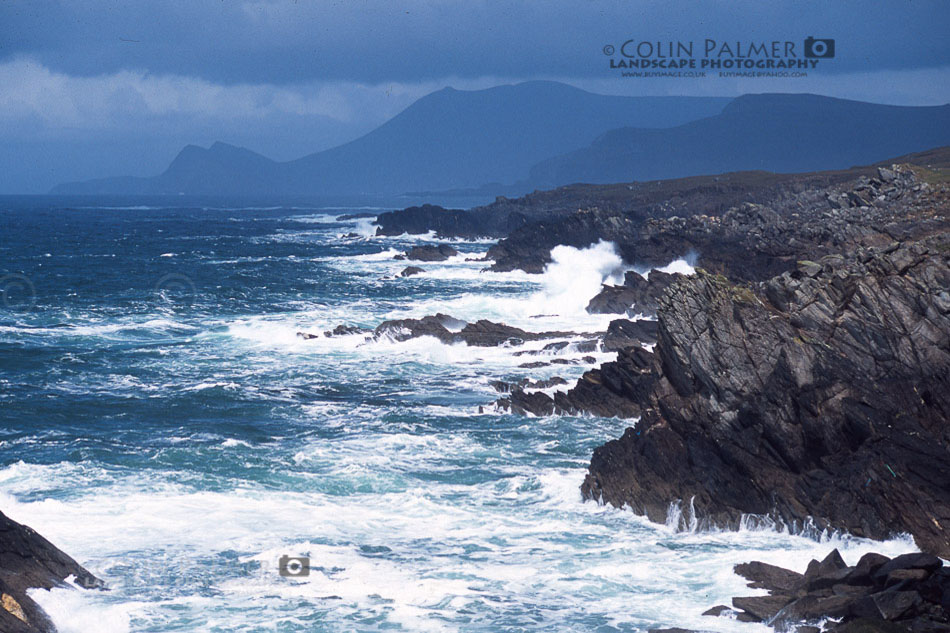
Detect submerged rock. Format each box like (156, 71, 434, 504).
(399, 266, 425, 277)
(0, 511, 102, 633)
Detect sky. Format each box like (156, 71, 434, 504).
(1, 0, 948, 193)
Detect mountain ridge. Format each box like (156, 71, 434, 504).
(528, 92, 950, 187)
(51, 81, 729, 196)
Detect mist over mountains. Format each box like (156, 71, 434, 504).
(51, 82, 950, 197)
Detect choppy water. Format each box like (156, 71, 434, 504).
(0, 199, 916, 633)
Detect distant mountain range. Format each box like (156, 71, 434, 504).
(51, 82, 729, 196)
(528, 93, 950, 187)
(51, 83, 950, 197)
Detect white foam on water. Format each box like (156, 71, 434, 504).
(29, 583, 138, 633)
(5, 223, 922, 633)
(1, 432, 922, 633)
(632, 254, 698, 278)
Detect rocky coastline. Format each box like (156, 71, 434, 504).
(367, 148, 950, 631)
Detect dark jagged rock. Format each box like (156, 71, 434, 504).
(399, 266, 425, 277)
(324, 325, 370, 337)
(400, 244, 459, 262)
(376, 205, 483, 237)
(709, 550, 950, 633)
(587, 270, 678, 316)
(579, 235, 950, 557)
(297, 324, 370, 339)
(602, 318, 658, 351)
(375, 203, 544, 239)
(0, 511, 102, 633)
(490, 161, 944, 278)
(372, 314, 581, 348)
(496, 388, 556, 416)
(497, 346, 655, 418)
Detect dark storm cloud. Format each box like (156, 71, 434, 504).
(1, 0, 948, 193)
(2, 0, 948, 83)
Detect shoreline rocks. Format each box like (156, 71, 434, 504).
(705, 549, 950, 633)
(0, 511, 102, 633)
(580, 239, 950, 558)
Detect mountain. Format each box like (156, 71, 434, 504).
(528, 93, 950, 187)
(51, 81, 730, 196)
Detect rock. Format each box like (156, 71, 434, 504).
(401, 244, 459, 262)
(732, 595, 792, 621)
(374, 314, 455, 343)
(527, 376, 567, 389)
(399, 266, 425, 277)
(497, 389, 556, 416)
(298, 325, 370, 339)
(373, 314, 581, 348)
(323, 324, 369, 337)
(831, 618, 911, 633)
(878, 167, 897, 183)
(715, 552, 950, 633)
(587, 270, 678, 316)
(602, 318, 659, 351)
(0, 511, 102, 633)
(581, 239, 950, 558)
(804, 550, 851, 590)
(874, 554, 943, 583)
(702, 605, 733, 616)
(846, 553, 893, 586)
(734, 561, 805, 593)
(548, 346, 656, 418)
(884, 569, 931, 590)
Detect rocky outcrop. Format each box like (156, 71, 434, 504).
(397, 244, 459, 262)
(601, 318, 658, 351)
(587, 270, 678, 316)
(497, 345, 656, 418)
(579, 239, 950, 557)
(297, 324, 371, 339)
(399, 266, 425, 277)
(0, 511, 102, 633)
(704, 549, 950, 633)
(490, 162, 944, 277)
(373, 314, 582, 347)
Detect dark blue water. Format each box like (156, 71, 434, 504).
(0, 199, 913, 633)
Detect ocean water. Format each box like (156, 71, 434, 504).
(0, 200, 916, 633)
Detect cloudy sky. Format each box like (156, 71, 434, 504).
(2, 0, 948, 192)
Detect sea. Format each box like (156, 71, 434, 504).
(0, 197, 916, 633)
